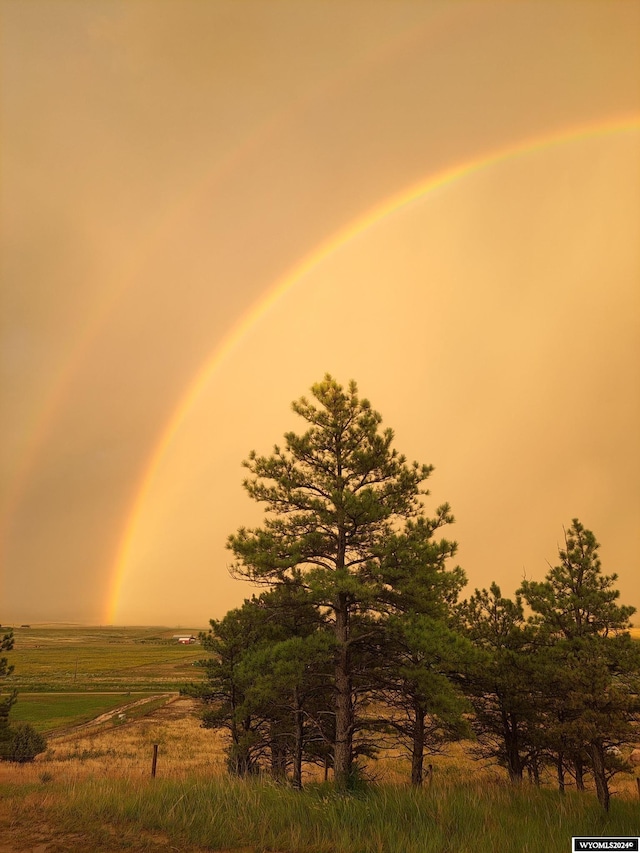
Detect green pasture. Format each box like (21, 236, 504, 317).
(2, 625, 206, 691)
(9, 692, 155, 733)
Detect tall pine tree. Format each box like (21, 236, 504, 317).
(228, 375, 453, 786)
(519, 520, 639, 810)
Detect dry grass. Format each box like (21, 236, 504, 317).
(0, 696, 227, 851)
(1, 694, 639, 852)
(0, 696, 226, 787)
(3, 695, 639, 795)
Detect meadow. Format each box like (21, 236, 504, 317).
(0, 625, 639, 853)
(9, 691, 156, 732)
(5, 624, 204, 692)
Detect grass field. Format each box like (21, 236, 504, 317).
(4, 624, 205, 691)
(4, 773, 640, 853)
(8, 692, 176, 733)
(1, 693, 639, 853)
(0, 625, 639, 852)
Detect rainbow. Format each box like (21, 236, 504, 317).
(106, 115, 640, 623)
(0, 137, 267, 574)
(0, 2, 469, 582)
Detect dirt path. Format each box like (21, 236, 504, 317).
(45, 692, 177, 738)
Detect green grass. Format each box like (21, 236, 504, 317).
(9, 692, 161, 732)
(0, 625, 205, 733)
(9, 776, 640, 853)
(3, 625, 205, 691)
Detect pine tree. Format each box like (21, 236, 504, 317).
(238, 627, 334, 786)
(371, 613, 471, 785)
(0, 629, 17, 758)
(369, 520, 469, 785)
(188, 585, 333, 784)
(519, 520, 640, 810)
(233, 584, 332, 786)
(457, 584, 539, 782)
(519, 520, 635, 640)
(186, 601, 266, 776)
(228, 375, 450, 787)
(5, 723, 47, 763)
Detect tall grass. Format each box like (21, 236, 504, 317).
(28, 774, 640, 853)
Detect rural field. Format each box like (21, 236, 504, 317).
(5, 624, 205, 693)
(1, 625, 639, 853)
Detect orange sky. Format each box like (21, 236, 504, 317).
(1, 1, 639, 627)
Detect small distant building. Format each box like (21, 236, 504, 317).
(176, 635, 196, 645)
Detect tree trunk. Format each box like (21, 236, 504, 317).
(269, 720, 287, 781)
(528, 754, 540, 787)
(334, 593, 352, 788)
(502, 709, 523, 782)
(589, 743, 610, 811)
(232, 717, 256, 777)
(574, 757, 585, 791)
(556, 752, 565, 793)
(292, 687, 303, 789)
(411, 703, 425, 786)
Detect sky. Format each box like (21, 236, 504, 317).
(1, 0, 639, 627)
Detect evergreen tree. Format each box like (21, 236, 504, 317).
(228, 375, 452, 787)
(5, 723, 47, 763)
(0, 629, 45, 763)
(0, 628, 17, 758)
(457, 584, 539, 782)
(519, 520, 639, 811)
(371, 613, 471, 785)
(186, 601, 266, 776)
(188, 585, 333, 784)
(238, 628, 334, 787)
(0, 628, 13, 677)
(370, 521, 469, 785)
(519, 520, 635, 640)
(233, 584, 332, 786)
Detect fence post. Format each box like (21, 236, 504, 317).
(151, 744, 159, 778)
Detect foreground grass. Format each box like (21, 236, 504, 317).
(5, 775, 638, 853)
(1, 691, 638, 852)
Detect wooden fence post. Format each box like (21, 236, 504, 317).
(151, 744, 159, 778)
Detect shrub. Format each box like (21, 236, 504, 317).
(4, 723, 47, 763)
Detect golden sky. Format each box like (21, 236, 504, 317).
(1, 1, 639, 627)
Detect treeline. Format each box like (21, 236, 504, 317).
(187, 377, 639, 810)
